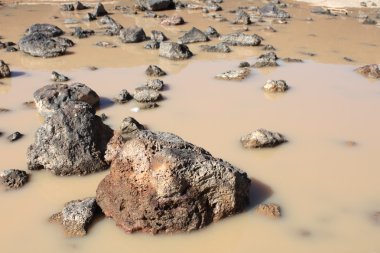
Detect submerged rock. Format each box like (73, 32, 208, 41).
(19, 33, 68, 58)
(113, 89, 132, 104)
(7, 132, 23, 142)
(355, 64, 380, 79)
(133, 86, 161, 103)
(96, 130, 251, 234)
(215, 68, 250, 80)
(0, 60, 11, 78)
(282, 57, 303, 63)
(33, 83, 100, 117)
(25, 23, 64, 37)
(0, 169, 28, 190)
(135, 0, 174, 11)
(241, 129, 286, 148)
(119, 26, 147, 43)
(51, 71, 69, 82)
(159, 42, 192, 60)
(27, 101, 113, 176)
(178, 27, 209, 44)
(256, 203, 281, 218)
(146, 79, 164, 90)
(263, 80, 288, 93)
(146, 65, 166, 77)
(160, 15, 184, 26)
(199, 43, 231, 53)
(49, 197, 99, 237)
(219, 32, 261, 46)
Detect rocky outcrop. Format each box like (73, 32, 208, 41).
(27, 101, 113, 176)
(146, 65, 166, 77)
(240, 129, 286, 148)
(135, 0, 174, 11)
(178, 27, 209, 44)
(49, 197, 100, 237)
(159, 42, 193, 60)
(0, 169, 28, 189)
(219, 32, 262, 46)
(33, 83, 100, 117)
(96, 130, 251, 234)
(263, 80, 288, 93)
(215, 68, 250, 80)
(199, 43, 231, 53)
(355, 64, 380, 79)
(0, 60, 10, 78)
(119, 26, 147, 43)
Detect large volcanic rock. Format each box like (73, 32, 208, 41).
(27, 101, 113, 176)
(96, 130, 251, 234)
(19, 32, 68, 58)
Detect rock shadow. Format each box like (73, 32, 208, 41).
(97, 97, 114, 110)
(11, 71, 27, 78)
(247, 177, 273, 210)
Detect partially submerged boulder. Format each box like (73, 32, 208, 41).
(256, 203, 281, 218)
(97, 130, 251, 234)
(215, 68, 250, 80)
(241, 129, 286, 148)
(159, 42, 193, 60)
(49, 197, 100, 237)
(0, 60, 10, 78)
(119, 26, 147, 43)
(199, 43, 231, 53)
(219, 32, 262, 46)
(133, 86, 161, 103)
(25, 24, 64, 37)
(146, 79, 164, 90)
(0, 169, 28, 190)
(178, 27, 209, 44)
(355, 64, 380, 79)
(33, 83, 100, 117)
(146, 65, 166, 77)
(113, 89, 132, 104)
(263, 80, 288, 93)
(19, 33, 68, 58)
(27, 101, 113, 176)
(135, 0, 174, 11)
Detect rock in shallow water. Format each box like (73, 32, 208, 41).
(199, 43, 231, 53)
(49, 197, 99, 237)
(119, 26, 147, 43)
(25, 23, 64, 37)
(159, 42, 193, 60)
(0, 60, 10, 78)
(7, 132, 23, 142)
(133, 86, 161, 103)
(241, 129, 286, 148)
(215, 68, 250, 80)
(178, 27, 209, 44)
(96, 130, 251, 234)
(263, 80, 288, 93)
(160, 15, 184, 26)
(51, 71, 69, 82)
(146, 65, 166, 77)
(219, 32, 262, 46)
(27, 101, 113, 176)
(113, 89, 132, 104)
(136, 0, 174, 11)
(355, 64, 380, 79)
(0, 169, 28, 189)
(19, 33, 68, 58)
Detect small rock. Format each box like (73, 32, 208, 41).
(241, 128, 286, 148)
(0, 108, 10, 113)
(178, 27, 209, 44)
(263, 80, 288, 93)
(264, 26, 277, 32)
(252, 51, 279, 68)
(146, 79, 164, 90)
(6, 46, 18, 52)
(355, 64, 380, 79)
(120, 117, 145, 136)
(19, 33, 67, 58)
(71, 27, 95, 39)
(215, 68, 251, 81)
(360, 17, 377, 25)
(146, 65, 166, 77)
(49, 197, 99, 237)
(311, 7, 332, 15)
(160, 15, 185, 26)
(372, 211, 380, 225)
(199, 43, 231, 53)
(95, 41, 117, 48)
(344, 140, 357, 147)
(64, 18, 80, 24)
(256, 203, 281, 218)
(133, 86, 161, 103)
(7, 132, 23, 142)
(119, 26, 147, 43)
(151, 30, 168, 42)
(93, 3, 108, 17)
(113, 89, 132, 104)
(0, 169, 28, 189)
(0, 60, 11, 78)
(159, 42, 193, 60)
(61, 4, 74, 11)
(84, 13, 97, 21)
(282, 57, 303, 63)
(144, 10, 157, 18)
(343, 57, 354, 62)
(88, 66, 98, 71)
(135, 0, 174, 11)
(100, 113, 108, 121)
(135, 102, 159, 110)
(75, 1, 88, 10)
(204, 26, 220, 38)
(239, 61, 250, 68)
(144, 40, 160, 49)
(205, 3, 222, 11)
(263, 44, 276, 51)
(51, 71, 69, 82)
(233, 10, 251, 25)
(99, 15, 123, 36)
(23, 101, 36, 109)
(260, 3, 290, 19)
(219, 32, 262, 46)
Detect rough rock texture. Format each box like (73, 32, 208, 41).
(75, 1, 87, 10)
(61, 4, 74, 11)
(93, 3, 108, 17)
(160, 15, 184, 25)
(200, 43, 231, 53)
(119, 117, 145, 136)
(27, 101, 113, 176)
(240, 129, 286, 148)
(151, 30, 168, 42)
(0, 169, 28, 189)
(0, 60, 11, 78)
(239, 61, 250, 68)
(259, 3, 290, 19)
(71, 27, 95, 38)
(25, 24, 64, 37)
(113, 89, 132, 104)
(133, 87, 161, 103)
(146, 65, 166, 77)
(97, 130, 251, 234)
(96, 41, 117, 48)
(7, 132, 23, 142)
(252, 51, 279, 68)
(49, 197, 99, 237)
(178, 27, 209, 44)
(282, 57, 303, 63)
(355, 64, 380, 79)
(99, 16, 123, 36)
(33, 83, 100, 117)
(233, 10, 251, 25)
(144, 40, 160, 49)
(51, 71, 69, 82)
(204, 26, 220, 38)
(135, 0, 174, 11)
(256, 203, 281, 218)
(146, 79, 164, 90)
(159, 42, 193, 60)
(263, 80, 288, 93)
(119, 26, 147, 43)
(219, 32, 262, 46)
(19, 33, 68, 58)
(215, 68, 251, 80)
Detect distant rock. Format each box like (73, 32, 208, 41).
(7, 132, 23, 142)
(133, 86, 161, 103)
(160, 15, 184, 25)
(25, 23, 64, 37)
(241, 129, 286, 148)
(96, 130, 251, 234)
(0, 60, 11, 78)
(119, 26, 147, 43)
(93, 3, 108, 17)
(71, 27, 95, 38)
(256, 203, 281, 218)
(49, 197, 100, 237)
(51, 71, 69, 82)
(355, 64, 380, 79)
(252, 51, 279, 68)
(27, 101, 113, 176)
(282, 57, 303, 63)
(146, 79, 164, 90)
(219, 32, 261, 46)
(215, 68, 250, 80)
(146, 65, 166, 77)
(33, 83, 100, 117)
(95, 41, 117, 48)
(61, 4, 74, 11)
(159, 42, 193, 60)
(135, 0, 174, 11)
(200, 43, 231, 53)
(204, 26, 220, 38)
(263, 80, 288, 93)
(114, 89, 132, 104)
(239, 61, 250, 68)
(0, 169, 28, 190)
(259, 3, 290, 19)
(178, 27, 209, 44)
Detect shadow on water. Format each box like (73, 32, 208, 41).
(247, 177, 273, 210)
(11, 71, 27, 78)
(98, 97, 115, 110)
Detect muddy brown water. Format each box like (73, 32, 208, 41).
(1, 1, 380, 253)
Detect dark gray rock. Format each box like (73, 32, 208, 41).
(146, 79, 164, 90)
(119, 26, 147, 43)
(135, 0, 174, 11)
(263, 79, 288, 92)
(7, 132, 23, 142)
(160, 15, 184, 25)
(0, 169, 28, 189)
(97, 130, 251, 234)
(252, 51, 279, 68)
(204, 26, 220, 38)
(19, 33, 68, 58)
(93, 3, 108, 17)
(260, 3, 290, 19)
(71, 27, 95, 38)
(133, 86, 161, 103)
(233, 10, 251, 25)
(311, 7, 334, 16)
(61, 4, 74, 11)
(99, 15, 123, 36)
(33, 83, 100, 117)
(113, 89, 132, 104)
(84, 13, 97, 21)
(51, 71, 69, 82)
(0, 60, 11, 78)
(151, 30, 168, 42)
(120, 117, 145, 136)
(144, 40, 160, 49)
(178, 27, 209, 44)
(159, 42, 193, 60)
(146, 65, 166, 77)
(199, 43, 231, 53)
(219, 32, 261, 46)
(25, 24, 64, 37)
(241, 128, 286, 148)
(49, 197, 99, 237)
(75, 1, 88, 10)
(27, 101, 113, 176)
(6, 46, 17, 52)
